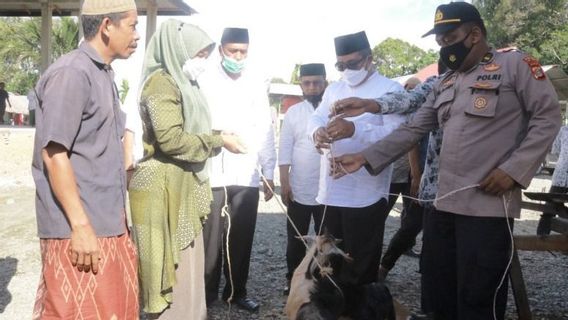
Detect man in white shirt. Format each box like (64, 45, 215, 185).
(279, 63, 327, 295)
(200, 27, 276, 312)
(308, 31, 405, 286)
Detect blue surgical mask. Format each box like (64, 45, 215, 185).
(222, 52, 246, 74)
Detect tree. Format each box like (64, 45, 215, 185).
(473, 0, 568, 72)
(372, 38, 438, 78)
(119, 79, 129, 104)
(289, 63, 301, 85)
(0, 17, 78, 94)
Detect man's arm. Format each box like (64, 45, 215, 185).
(333, 92, 439, 178)
(278, 111, 295, 206)
(332, 75, 438, 117)
(279, 165, 293, 206)
(42, 142, 100, 274)
(488, 55, 561, 193)
(257, 93, 276, 201)
(408, 145, 422, 198)
(307, 89, 333, 149)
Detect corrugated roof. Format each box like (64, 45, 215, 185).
(0, 0, 196, 16)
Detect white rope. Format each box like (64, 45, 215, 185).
(493, 192, 515, 320)
(221, 186, 234, 319)
(258, 169, 344, 294)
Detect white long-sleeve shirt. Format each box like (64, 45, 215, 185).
(279, 100, 321, 206)
(308, 71, 405, 207)
(201, 63, 276, 188)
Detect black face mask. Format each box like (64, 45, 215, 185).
(439, 31, 473, 71)
(304, 92, 324, 108)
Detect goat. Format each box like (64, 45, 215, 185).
(285, 233, 397, 320)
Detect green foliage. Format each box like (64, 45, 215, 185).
(372, 38, 438, 78)
(290, 64, 301, 84)
(119, 79, 129, 104)
(0, 17, 78, 94)
(473, 0, 568, 73)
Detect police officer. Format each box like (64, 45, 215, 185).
(333, 2, 561, 319)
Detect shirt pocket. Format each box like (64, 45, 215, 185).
(464, 81, 501, 118)
(433, 85, 455, 125)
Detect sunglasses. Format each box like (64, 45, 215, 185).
(335, 56, 368, 72)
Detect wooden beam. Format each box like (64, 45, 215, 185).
(520, 201, 568, 219)
(551, 217, 568, 234)
(514, 234, 568, 251)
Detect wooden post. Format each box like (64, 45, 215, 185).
(145, 0, 157, 48)
(40, 0, 53, 74)
(78, 0, 84, 41)
(509, 250, 532, 320)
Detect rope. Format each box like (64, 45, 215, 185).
(221, 186, 234, 319)
(258, 170, 344, 295)
(493, 192, 514, 320)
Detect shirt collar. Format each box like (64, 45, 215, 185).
(79, 41, 112, 71)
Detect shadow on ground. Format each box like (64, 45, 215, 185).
(0, 256, 18, 313)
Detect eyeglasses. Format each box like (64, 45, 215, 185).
(335, 56, 368, 71)
(300, 79, 325, 87)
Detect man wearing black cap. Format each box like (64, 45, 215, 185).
(200, 27, 276, 312)
(279, 63, 327, 294)
(307, 31, 406, 288)
(333, 2, 561, 319)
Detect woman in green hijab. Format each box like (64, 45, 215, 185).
(129, 19, 244, 319)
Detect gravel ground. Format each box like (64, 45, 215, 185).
(1, 128, 567, 320)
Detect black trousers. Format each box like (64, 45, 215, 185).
(420, 208, 513, 320)
(324, 198, 389, 285)
(381, 182, 424, 270)
(0, 105, 5, 124)
(285, 201, 324, 280)
(203, 186, 259, 303)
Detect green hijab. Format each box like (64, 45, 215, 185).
(140, 19, 214, 181)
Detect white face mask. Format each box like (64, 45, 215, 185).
(341, 67, 369, 87)
(183, 57, 208, 80)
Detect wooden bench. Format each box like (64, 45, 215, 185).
(511, 192, 568, 320)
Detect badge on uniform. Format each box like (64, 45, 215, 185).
(523, 56, 546, 80)
(472, 82, 493, 89)
(474, 96, 488, 109)
(482, 52, 493, 63)
(483, 63, 501, 72)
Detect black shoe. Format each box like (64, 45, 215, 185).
(232, 297, 259, 312)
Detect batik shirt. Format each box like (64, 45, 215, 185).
(374, 75, 441, 205)
(551, 126, 568, 187)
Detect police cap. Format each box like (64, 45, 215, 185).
(422, 2, 484, 37)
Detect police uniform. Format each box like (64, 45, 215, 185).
(359, 3, 561, 319)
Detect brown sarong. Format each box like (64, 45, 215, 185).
(32, 233, 139, 320)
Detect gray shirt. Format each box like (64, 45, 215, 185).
(32, 42, 127, 238)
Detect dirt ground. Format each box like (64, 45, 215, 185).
(1, 128, 567, 319)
